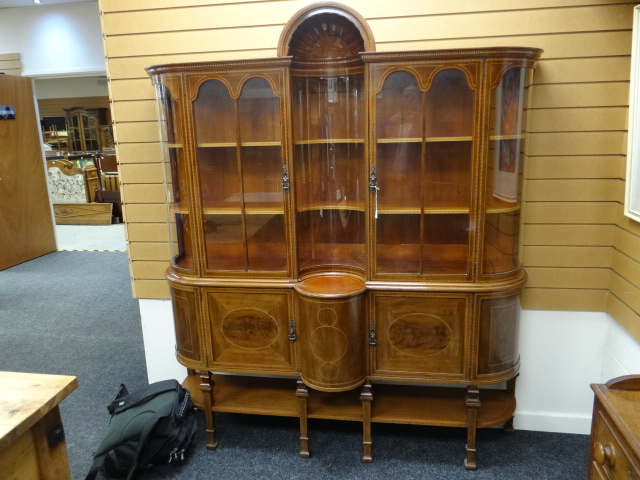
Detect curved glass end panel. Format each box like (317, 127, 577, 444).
(155, 82, 194, 270)
(293, 73, 366, 275)
(483, 67, 530, 275)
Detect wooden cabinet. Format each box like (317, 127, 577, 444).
(588, 376, 640, 480)
(64, 107, 109, 152)
(147, 4, 541, 469)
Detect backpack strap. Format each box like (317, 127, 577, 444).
(109, 379, 179, 415)
(85, 453, 107, 480)
(107, 384, 129, 415)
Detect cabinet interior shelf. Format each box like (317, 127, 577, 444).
(378, 136, 472, 143)
(198, 142, 282, 148)
(173, 202, 520, 216)
(294, 138, 365, 145)
(202, 207, 285, 215)
(297, 203, 365, 212)
(184, 374, 515, 428)
(376, 135, 523, 144)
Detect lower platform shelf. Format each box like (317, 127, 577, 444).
(183, 372, 515, 431)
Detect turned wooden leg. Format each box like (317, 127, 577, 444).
(200, 372, 219, 450)
(503, 377, 517, 433)
(360, 381, 373, 462)
(464, 385, 480, 470)
(296, 379, 310, 458)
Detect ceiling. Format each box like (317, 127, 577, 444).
(0, 0, 94, 8)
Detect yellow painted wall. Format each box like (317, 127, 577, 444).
(99, 0, 640, 340)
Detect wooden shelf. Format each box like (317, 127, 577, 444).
(203, 207, 285, 215)
(198, 141, 282, 148)
(377, 136, 473, 143)
(183, 374, 515, 428)
(371, 384, 515, 428)
(294, 138, 365, 145)
(297, 203, 365, 212)
(376, 202, 519, 215)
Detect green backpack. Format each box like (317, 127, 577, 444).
(85, 379, 198, 480)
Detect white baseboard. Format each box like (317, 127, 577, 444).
(514, 411, 593, 435)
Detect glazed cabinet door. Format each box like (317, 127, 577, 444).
(369, 292, 470, 381)
(188, 67, 292, 276)
(369, 61, 481, 281)
(204, 288, 296, 374)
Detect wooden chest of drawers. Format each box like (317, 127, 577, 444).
(588, 375, 640, 480)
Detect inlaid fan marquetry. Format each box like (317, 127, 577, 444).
(287, 13, 365, 61)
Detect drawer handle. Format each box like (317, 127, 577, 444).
(594, 442, 617, 467)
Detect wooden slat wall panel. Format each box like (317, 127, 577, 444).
(131, 280, 170, 299)
(99, 0, 640, 342)
(525, 157, 625, 180)
(521, 288, 608, 311)
(0, 53, 21, 76)
(522, 246, 613, 268)
(522, 202, 619, 224)
(383, 31, 633, 58)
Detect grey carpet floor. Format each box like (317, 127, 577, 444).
(0, 251, 589, 479)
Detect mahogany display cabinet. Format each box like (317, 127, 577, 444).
(146, 3, 542, 469)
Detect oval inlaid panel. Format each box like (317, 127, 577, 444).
(221, 308, 278, 350)
(388, 314, 452, 357)
(317, 308, 338, 327)
(310, 327, 348, 363)
(319, 362, 340, 380)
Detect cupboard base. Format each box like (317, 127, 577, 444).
(183, 372, 516, 469)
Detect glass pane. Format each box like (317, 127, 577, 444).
(297, 209, 365, 271)
(194, 80, 236, 145)
(238, 78, 288, 272)
(377, 71, 423, 140)
(292, 74, 365, 273)
(375, 72, 423, 274)
(246, 214, 287, 271)
(193, 79, 244, 271)
(484, 67, 527, 274)
(238, 77, 281, 143)
(203, 214, 245, 270)
(425, 69, 474, 138)
(422, 214, 469, 274)
(376, 214, 420, 273)
(423, 69, 474, 275)
(156, 84, 194, 270)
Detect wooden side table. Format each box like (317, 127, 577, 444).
(0, 371, 78, 480)
(588, 375, 640, 480)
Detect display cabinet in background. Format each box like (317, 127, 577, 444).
(63, 107, 109, 152)
(147, 3, 541, 469)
